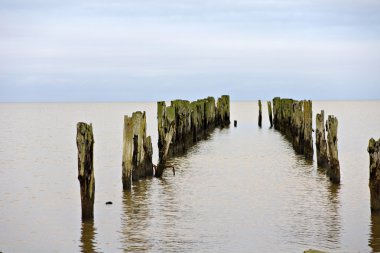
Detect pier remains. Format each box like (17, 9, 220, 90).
(122, 111, 153, 190)
(272, 97, 313, 159)
(76, 122, 95, 219)
(156, 95, 230, 176)
(369, 138, 380, 212)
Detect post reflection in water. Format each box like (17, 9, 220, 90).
(313, 165, 341, 249)
(325, 183, 341, 247)
(120, 157, 191, 253)
(280, 153, 342, 251)
(79, 220, 99, 253)
(121, 181, 153, 252)
(369, 214, 380, 252)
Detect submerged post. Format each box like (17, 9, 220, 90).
(267, 101, 273, 128)
(76, 122, 95, 220)
(326, 115, 340, 183)
(258, 100, 262, 127)
(368, 138, 380, 212)
(316, 110, 328, 168)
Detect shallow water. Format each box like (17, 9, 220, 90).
(0, 101, 379, 252)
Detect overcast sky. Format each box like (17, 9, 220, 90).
(0, 0, 379, 101)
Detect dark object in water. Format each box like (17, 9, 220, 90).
(76, 122, 95, 220)
(267, 101, 273, 128)
(258, 100, 262, 128)
(369, 138, 380, 213)
(234, 120, 237, 127)
(105, 201, 113, 205)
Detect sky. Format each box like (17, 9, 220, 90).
(0, 0, 379, 102)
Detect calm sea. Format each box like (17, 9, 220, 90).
(0, 101, 379, 253)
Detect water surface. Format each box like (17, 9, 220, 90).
(0, 101, 379, 252)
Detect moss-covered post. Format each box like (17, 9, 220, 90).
(316, 110, 329, 168)
(291, 100, 303, 153)
(303, 100, 313, 159)
(122, 111, 153, 190)
(156, 102, 176, 177)
(76, 122, 95, 220)
(267, 101, 273, 128)
(217, 95, 230, 127)
(368, 138, 380, 212)
(258, 100, 262, 127)
(326, 115, 340, 183)
(272, 97, 280, 129)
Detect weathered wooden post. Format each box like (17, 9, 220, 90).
(157, 102, 176, 162)
(303, 100, 313, 159)
(122, 111, 153, 190)
(368, 138, 380, 212)
(258, 100, 262, 127)
(234, 120, 237, 127)
(316, 110, 329, 168)
(76, 122, 95, 220)
(267, 101, 273, 128)
(291, 100, 303, 153)
(217, 95, 230, 127)
(272, 97, 280, 129)
(326, 115, 340, 183)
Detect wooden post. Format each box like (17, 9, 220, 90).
(76, 122, 95, 220)
(267, 101, 273, 128)
(316, 110, 328, 168)
(234, 120, 237, 127)
(217, 95, 231, 127)
(326, 115, 340, 183)
(369, 138, 380, 212)
(303, 100, 313, 159)
(258, 100, 262, 127)
(291, 100, 303, 153)
(122, 111, 153, 190)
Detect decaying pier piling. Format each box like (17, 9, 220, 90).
(76, 122, 95, 220)
(122, 111, 153, 190)
(315, 110, 329, 168)
(157, 95, 230, 176)
(272, 97, 313, 159)
(258, 100, 262, 127)
(267, 101, 273, 128)
(217, 95, 230, 127)
(326, 115, 340, 183)
(368, 138, 380, 212)
(303, 100, 313, 159)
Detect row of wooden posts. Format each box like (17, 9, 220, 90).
(76, 96, 380, 219)
(258, 98, 339, 183)
(259, 97, 380, 213)
(76, 95, 230, 219)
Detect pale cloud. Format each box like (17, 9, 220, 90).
(0, 0, 379, 101)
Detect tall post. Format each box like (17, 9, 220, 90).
(326, 115, 340, 183)
(303, 100, 313, 159)
(316, 110, 328, 168)
(267, 101, 273, 128)
(369, 138, 380, 212)
(258, 100, 262, 127)
(122, 111, 153, 190)
(76, 122, 95, 220)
